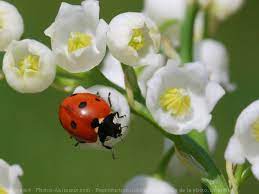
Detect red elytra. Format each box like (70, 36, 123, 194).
(59, 93, 111, 143)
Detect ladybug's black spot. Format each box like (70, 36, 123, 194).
(95, 98, 101, 102)
(71, 121, 77, 129)
(78, 101, 87, 108)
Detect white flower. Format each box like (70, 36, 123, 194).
(146, 60, 225, 135)
(45, 0, 108, 73)
(0, 1, 24, 51)
(2, 39, 56, 93)
(100, 53, 165, 97)
(195, 39, 236, 92)
(143, 0, 186, 25)
(100, 52, 126, 89)
(72, 85, 130, 149)
(122, 175, 177, 194)
(0, 159, 23, 194)
(107, 12, 160, 66)
(164, 126, 218, 176)
(210, 0, 244, 21)
(225, 100, 259, 180)
(143, 0, 186, 47)
(135, 54, 165, 97)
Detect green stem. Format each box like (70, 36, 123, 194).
(154, 146, 175, 179)
(180, 0, 199, 63)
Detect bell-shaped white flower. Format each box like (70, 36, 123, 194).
(143, 0, 186, 47)
(0, 159, 23, 194)
(107, 12, 160, 66)
(164, 126, 218, 176)
(146, 60, 225, 135)
(195, 39, 236, 92)
(211, 0, 244, 21)
(100, 53, 165, 97)
(73, 85, 130, 149)
(135, 54, 165, 97)
(122, 175, 177, 194)
(225, 100, 259, 180)
(100, 52, 126, 89)
(143, 0, 186, 25)
(0, 1, 24, 51)
(45, 0, 108, 73)
(2, 39, 56, 93)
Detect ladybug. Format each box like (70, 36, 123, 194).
(59, 92, 126, 149)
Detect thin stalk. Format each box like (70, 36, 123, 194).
(154, 146, 175, 179)
(180, 0, 199, 63)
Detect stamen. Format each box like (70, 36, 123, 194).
(17, 54, 40, 75)
(68, 32, 92, 53)
(160, 88, 191, 117)
(128, 28, 144, 51)
(251, 119, 259, 142)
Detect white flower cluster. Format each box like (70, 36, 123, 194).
(0, 0, 250, 192)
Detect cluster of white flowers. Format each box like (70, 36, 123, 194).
(0, 0, 252, 193)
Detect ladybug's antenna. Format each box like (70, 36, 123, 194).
(108, 92, 112, 108)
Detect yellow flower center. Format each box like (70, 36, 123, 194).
(17, 54, 40, 76)
(160, 88, 191, 117)
(128, 28, 145, 51)
(251, 119, 259, 142)
(68, 32, 92, 53)
(0, 187, 8, 194)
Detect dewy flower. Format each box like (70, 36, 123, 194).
(146, 60, 225, 135)
(164, 126, 218, 176)
(2, 39, 56, 93)
(73, 85, 130, 149)
(45, 0, 108, 73)
(122, 175, 177, 194)
(107, 12, 160, 66)
(195, 39, 236, 92)
(0, 1, 24, 51)
(225, 100, 259, 180)
(0, 159, 23, 194)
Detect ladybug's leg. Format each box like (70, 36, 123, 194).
(74, 139, 86, 147)
(108, 92, 112, 108)
(115, 112, 126, 118)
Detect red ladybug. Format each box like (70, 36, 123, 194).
(59, 92, 126, 149)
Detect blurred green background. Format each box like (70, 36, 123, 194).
(0, 0, 258, 193)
